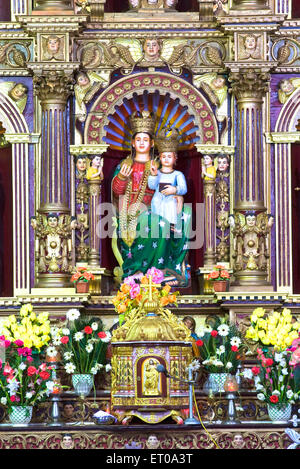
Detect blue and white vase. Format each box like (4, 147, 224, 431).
(267, 403, 292, 422)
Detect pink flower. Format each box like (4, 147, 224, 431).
(4, 340, 11, 348)
(27, 356, 33, 363)
(10, 395, 16, 402)
(130, 284, 140, 299)
(146, 267, 164, 284)
(14, 340, 24, 347)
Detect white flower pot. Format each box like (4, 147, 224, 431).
(9, 406, 33, 425)
(267, 403, 292, 422)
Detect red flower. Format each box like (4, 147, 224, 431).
(98, 332, 107, 339)
(27, 366, 37, 376)
(211, 330, 218, 337)
(84, 326, 93, 335)
(231, 345, 238, 352)
(39, 371, 50, 381)
(251, 366, 260, 376)
(10, 395, 16, 402)
(3, 364, 13, 376)
(265, 358, 274, 367)
(60, 336, 69, 344)
(196, 339, 204, 347)
(14, 340, 24, 347)
(270, 395, 279, 404)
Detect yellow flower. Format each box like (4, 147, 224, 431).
(37, 312, 49, 323)
(250, 314, 258, 324)
(8, 315, 16, 324)
(20, 304, 33, 316)
(23, 337, 33, 348)
(258, 330, 266, 340)
(257, 318, 267, 329)
(29, 312, 36, 321)
(292, 322, 300, 330)
(254, 307, 265, 318)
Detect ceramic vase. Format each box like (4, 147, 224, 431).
(9, 406, 33, 425)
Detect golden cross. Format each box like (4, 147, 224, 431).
(140, 275, 161, 301)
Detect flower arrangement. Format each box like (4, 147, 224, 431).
(0, 304, 51, 352)
(71, 267, 95, 284)
(58, 309, 111, 376)
(242, 348, 300, 407)
(207, 265, 230, 282)
(0, 339, 54, 412)
(196, 316, 247, 374)
(112, 268, 179, 325)
(245, 308, 300, 351)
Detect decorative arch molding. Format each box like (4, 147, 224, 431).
(84, 71, 219, 147)
(272, 88, 300, 293)
(0, 91, 31, 296)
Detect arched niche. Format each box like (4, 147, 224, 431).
(84, 71, 219, 147)
(273, 88, 300, 292)
(0, 91, 31, 296)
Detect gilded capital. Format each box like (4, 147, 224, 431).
(229, 70, 270, 101)
(33, 71, 74, 105)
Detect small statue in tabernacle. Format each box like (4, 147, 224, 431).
(31, 213, 76, 274)
(230, 210, 274, 272)
(143, 358, 161, 396)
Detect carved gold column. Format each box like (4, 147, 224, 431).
(33, 71, 74, 288)
(229, 70, 272, 288)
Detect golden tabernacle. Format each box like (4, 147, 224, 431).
(111, 278, 193, 424)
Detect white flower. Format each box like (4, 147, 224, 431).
(214, 360, 224, 367)
(19, 362, 26, 371)
(280, 360, 287, 368)
(226, 362, 233, 369)
(50, 326, 60, 338)
(46, 346, 58, 358)
(62, 328, 70, 336)
(86, 344, 93, 353)
(97, 363, 104, 370)
(204, 326, 212, 333)
(91, 322, 98, 331)
(91, 366, 98, 375)
(257, 393, 265, 401)
(64, 352, 73, 361)
(100, 332, 111, 343)
(230, 337, 241, 347)
(279, 375, 284, 382)
(26, 392, 33, 399)
(65, 362, 76, 374)
(46, 381, 54, 392)
(254, 376, 261, 385)
(272, 390, 280, 396)
(217, 346, 225, 355)
(256, 384, 265, 391)
(1, 397, 7, 405)
(197, 328, 205, 338)
(105, 364, 112, 372)
(52, 337, 61, 346)
(74, 332, 84, 342)
(242, 368, 253, 380)
(274, 353, 283, 363)
(66, 309, 80, 322)
(281, 368, 288, 375)
(287, 390, 294, 399)
(217, 324, 230, 337)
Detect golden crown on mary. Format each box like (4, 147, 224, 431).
(129, 110, 156, 136)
